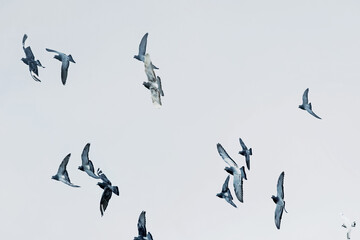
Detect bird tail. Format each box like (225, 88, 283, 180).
(239, 150, 245, 156)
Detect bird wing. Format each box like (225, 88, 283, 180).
(138, 33, 148, 58)
(30, 70, 41, 82)
(225, 196, 237, 208)
(245, 154, 250, 171)
(24, 46, 35, 60)
(22, 34, 28, 47)
(302, 88, 309, 105)
(274, 203, 284, 229)
(100, 187, 113, 216)
(61, 59, 70, 85)
(147, 232, 153, 240)
(81, 143, 90, 166)
(233, 172, 244, 203)
(222, 175, 230, 192)
(45, 48, 62, 54)
(277, 171, 285, 199)
(57, 153, 71, 175)
(217, 143, 238, 168)
(239, 138, 247, 150)
(137, 211, 147, 237)
(156, 76, 164, 96)
(97, 168, 112, 185)
(150, 87, 162, 107)
(306, 108, 322, 119)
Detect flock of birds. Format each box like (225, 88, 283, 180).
(21, 32, 356, 239)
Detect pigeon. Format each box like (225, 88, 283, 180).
(238, 138, 252, 170)
(299, 88, 322, 119)
(97, 169, 119, 216)
(51, 153, 80, 187)
(21, 34, 44, 82)
(134, 33, 158, 69)
(143, 76, 164, 107)
(271, 171, 287, 229)
(78, 143, 100, 179)
(217, 143, 247, 203)
(341, 213, 356, 239)
(134, 211, 152, 240)
(46, 48, 75, 85)
(216, 175, 237, 208)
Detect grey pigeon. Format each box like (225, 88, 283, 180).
(217, 143, 247, 203)
(341, 213, 356, 239)
(21, 34, 44, 82)
(51, 153, 80, 187)
(216, 175, 237, 208)
(143, 54, 164, 107)
(134, 33, 158, 69)
(271, 171, 287, 229)
(134, 211, 150, 240)
(238, 138, 252, 170)
(78, 143, 100, 179)
(46, 48, 75, 85)
(97, 169, 119, 216)
(299, 88, 322, 119)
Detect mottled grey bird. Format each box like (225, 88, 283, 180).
(21, 34, 44, 82)
(299, 88, 321, 119)
(134, 211, 152, 240)
(46, 48, 75, 85)
(97, 169, 119, 216)
(51, 153, 80, 187)
(217, 143, 247, 203)
(134, 33, 158, 69)
(78, 143, 100, 179)
(238, 138, 252, 170)
(271, 171, 287, 229)
(143, 54, 164, 107)
(216, 175, 237, 208)
(341, 213, 356, 239)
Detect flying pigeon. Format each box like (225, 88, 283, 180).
(51, 153, 80, 187)
(299, 88, 322, 119)
(238, 138, 252, 170)
(46, 48, 75, 85)
(341, 213, 356, 239)
(143, 76, 164, 107)
(97, 169, 119, 216)
(217, 143, 247, 203)
(216, 175, 237, 208)
(21, 34, 44, 82)
(134, 211, 153, 240)
(271, 171, 287, 229)
(78, 143, 100, 179)
(134, 33, 158, 69)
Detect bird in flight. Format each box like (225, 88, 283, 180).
(21, 34, 44, 82)
(341, 213, 356, 239)
(216, 175, 237, 208)
(51, 153, 80, 188)
(97, 169, 119, 216)
(134, 211, 154, 240)
(238, 138, 252, 170)
(271, 171, 287, 229)
(46, 48, 75, 85)
(217, 143, 247, 203)
(298, 88, 322, 119)
(78, 143, 100, 179)
(134, 32, 159, 69)
(143, 54, 164, 107)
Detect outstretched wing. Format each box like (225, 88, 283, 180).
(274, 203, 284, 229)
(156, 76, 164, 96)
(306, 108, 322, 119)
(61, 59, 70, 85)
(57, 153, 71, 175)
(138, 33, 148, 58)
(302, 88, 309, 105)
(137, 211, 147, 237)
(233, 172, 244, 203)
(45, 48, 61, 54)
(277, 171, 285, 199)
(239, 138, 247, 150)
(97, 168, 112, 185)
(147, 232, 153, 240)
(217, 143, 238, 168)
(100, 187, 113, 216)
(81, 143, 90, 166)
(222, 175, 230, 192)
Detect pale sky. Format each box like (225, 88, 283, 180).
(1, 0, 360, 239)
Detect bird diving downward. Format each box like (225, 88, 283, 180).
(21, 34, 44, 82)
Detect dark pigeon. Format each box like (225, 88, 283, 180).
(21, 34, 44, 82)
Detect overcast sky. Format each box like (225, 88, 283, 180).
(1, 0, 360, 239)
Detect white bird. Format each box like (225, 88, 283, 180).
(341, 213, 356, 239)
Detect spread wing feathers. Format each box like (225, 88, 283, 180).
(217, 143, 238, 167)
(156, 76, 164, 96)
(100, 187, 113, 216)
(138, 33, 148, 58)
(30, 71, 41, 82)
(57, 153, 71, 175)
(45, 48, 62, 54)
(239, 138, 247, 150)
(277, 172, 285, 199)
(137, 211, 147, 237)
(81, 143, 91, 166)
(150, 87, 162, 107)
(302, 88, 309, 105)
(61, 60, 70, 85)
(275, 203, 284, 229)
(22, 34, 28, 47)
(147, 232, 153, 240)
(233, 173, 244, 203)
(97, 168, 112, 185)
(222, 175, 230, 192)
(306, 109, 322, 119)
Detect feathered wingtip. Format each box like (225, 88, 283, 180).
(249, 148, 252, 155)
(22, 34, 28, 46)
(240, 166, 247, 180)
